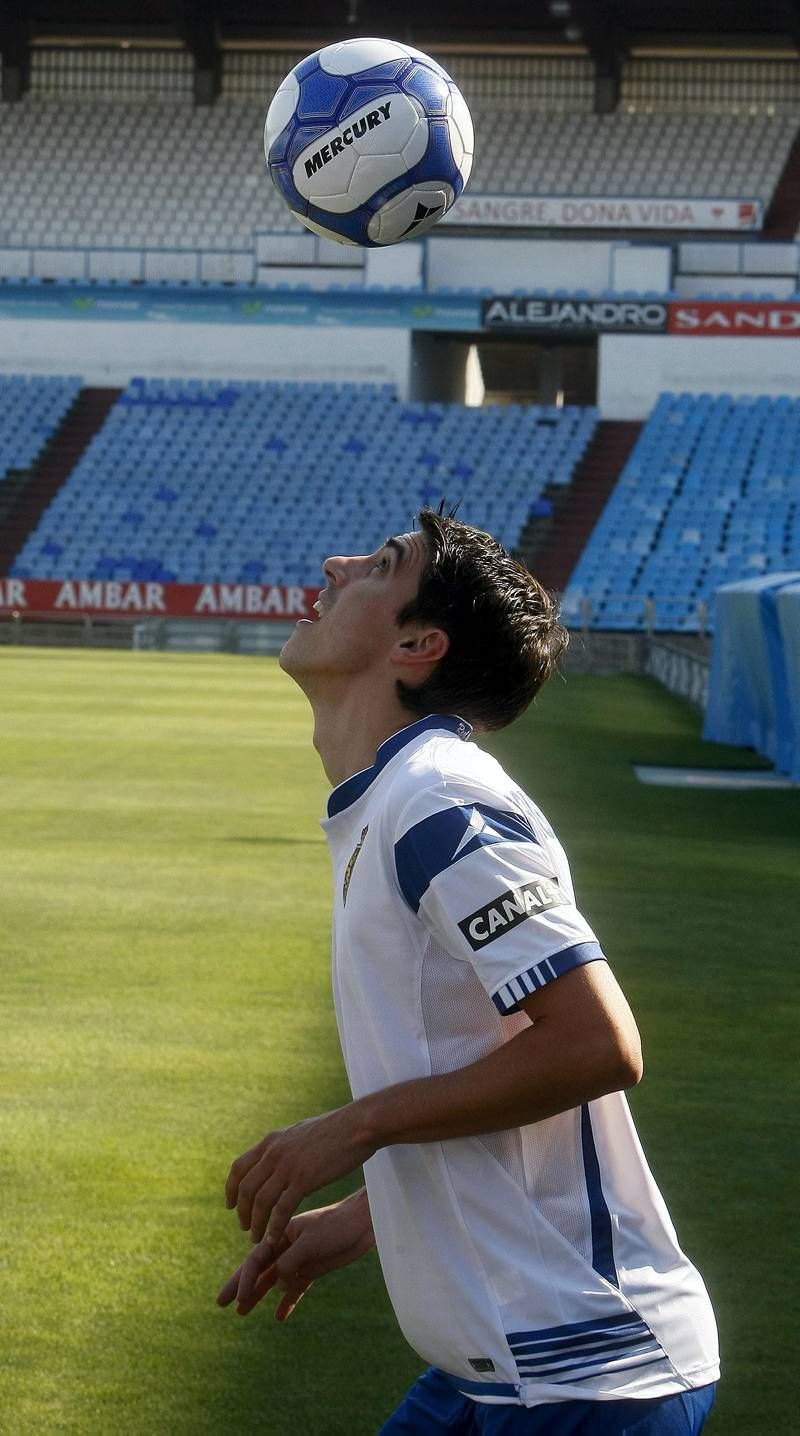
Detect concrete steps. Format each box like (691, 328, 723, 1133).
(764, 121, 800, 240)
(0, 387, 121, 576)
(519, 420, 642, 594)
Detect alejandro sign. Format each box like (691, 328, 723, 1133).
(482, 298, 668, 333)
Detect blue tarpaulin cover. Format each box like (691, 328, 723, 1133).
(704, 572, 800, 779)
(775, 583, 800, 781)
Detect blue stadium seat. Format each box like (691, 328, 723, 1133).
(0, 374, 82, 483)
(563, 392, 800, 633)
(13, 378, 598, 587)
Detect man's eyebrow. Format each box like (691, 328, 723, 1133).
(384, 536, 406, 566)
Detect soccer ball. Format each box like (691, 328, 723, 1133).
(264, 37, 474, 247)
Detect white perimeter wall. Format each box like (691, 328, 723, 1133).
(0, 318, 412, 395)
(599, 335, 800, 418)
(426, 237, 625, 292)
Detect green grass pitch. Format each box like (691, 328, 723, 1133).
(1, 648, 797, 1434)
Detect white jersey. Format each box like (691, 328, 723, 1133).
(321, 715, 719, 1407)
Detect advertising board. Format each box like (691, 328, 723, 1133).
(0, 578, 322, 621)
(447, 196, 761, 231)
(482, 297, 668, 332)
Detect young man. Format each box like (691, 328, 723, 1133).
(217, 510, 720, 1434)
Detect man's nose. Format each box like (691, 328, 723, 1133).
(322, 555, 345, 587)
(322, 554, 364, 586)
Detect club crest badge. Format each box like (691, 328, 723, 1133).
(342, 825, 369, 907)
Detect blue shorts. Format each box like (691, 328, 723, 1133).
(379, 1368, 717, 1435)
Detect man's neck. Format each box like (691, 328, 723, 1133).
(309, 680, 420, 788)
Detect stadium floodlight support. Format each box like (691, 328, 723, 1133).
(778, 0, 800, 55)
(569, 0, 623, 114)
(0, 2, 31, 102)
(180, 0, 221, 104)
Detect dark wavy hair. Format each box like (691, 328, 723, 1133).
(395, 506, 568, 732)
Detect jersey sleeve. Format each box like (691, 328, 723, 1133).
(393, 782, 606, 1015)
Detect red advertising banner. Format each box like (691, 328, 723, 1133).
(668, 301, 800, 336)
(0, 577, 321, 621)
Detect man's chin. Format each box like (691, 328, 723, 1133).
(279, 620, 315, 677)
(278, 631, 298, 675)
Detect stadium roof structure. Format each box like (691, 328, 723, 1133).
(7, 0, 800, 49)
(1, 1, 797, 111)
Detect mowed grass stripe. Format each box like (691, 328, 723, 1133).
(1, 649, 409, 1436)
(1, 650, 796, 1434)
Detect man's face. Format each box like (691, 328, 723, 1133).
(280, 530, 429, 685)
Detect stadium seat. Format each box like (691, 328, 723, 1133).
(0, 374, 82, 483)
(11, 379, 599, 588)
(0, 93, 794, 283)
(562, 393, 800, 633)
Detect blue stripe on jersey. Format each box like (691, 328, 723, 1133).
(507, 1313, 645, 1345)
(327, 714, 471, 818)
(550, 1355, 671, 1385)
(491, 941, 605, 1014)
(581, 1104, 620, 1288)
(515, 1337, 660, 1375)
(507, 1312, 666, 1383)
(394, 802, 539, 913)
(510, 1323, 649, 1358)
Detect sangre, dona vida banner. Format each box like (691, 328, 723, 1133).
(447, 196, 761, 230)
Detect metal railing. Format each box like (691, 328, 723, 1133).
(0, 610, 296, 653)
(644, 638, 710, 710)
(0, 611, 132, 648)
(571, 595, 709, 636)
(133, 618, 293, 655)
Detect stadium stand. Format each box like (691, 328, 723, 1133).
(0, 374, 82, 483)
(561, 393, 800, 632)
(0, 100, 792, 254)
(223, 49, 597, 112)
(0, 48, 796, 280)
(0, 386, 120, 579)
(523, 421, 643, 595)
(8, 379, 598, 586)
(619, 55, 800, 114)
(0, 100, 262, 254)
(27, 41, 194, 98)
(467, 112, 794, 202)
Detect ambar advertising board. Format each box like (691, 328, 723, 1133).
(0, 578, 322, 620)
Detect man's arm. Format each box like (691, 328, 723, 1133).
(225, 959, 642, 1246)
(358, 958, 642, 1147)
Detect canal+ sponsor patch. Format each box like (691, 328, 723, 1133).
(458, 876, 565, 951)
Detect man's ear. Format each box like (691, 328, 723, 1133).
(390, 626, 449, 671)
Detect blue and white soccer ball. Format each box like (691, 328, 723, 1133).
(264, 37, 474, 247)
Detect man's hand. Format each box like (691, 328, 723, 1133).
(224, 1105, 375, 1248)
(216, 1188, 375, 1320)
